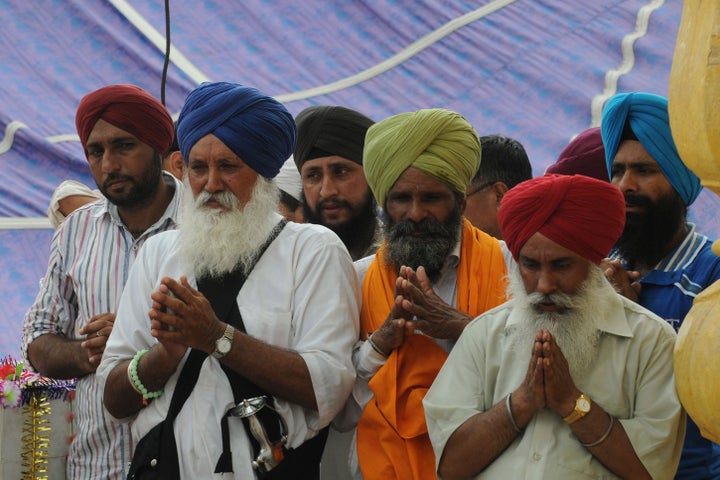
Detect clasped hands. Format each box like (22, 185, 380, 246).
(511, 329, 581, 426)
(148, 275, 226, 362)
(368, 265, 473, 356)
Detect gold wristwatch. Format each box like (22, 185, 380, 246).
(212, 324, 235, 359)
(563, 393, 592, 424)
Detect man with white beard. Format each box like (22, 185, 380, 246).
(423, 174, 686, 480)
(97, 82, 359, 479)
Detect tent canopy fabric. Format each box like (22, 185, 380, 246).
(1, 0, 718, 355)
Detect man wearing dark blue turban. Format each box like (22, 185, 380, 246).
(99, 82, 360, 479)
(601, 92, 720, 479)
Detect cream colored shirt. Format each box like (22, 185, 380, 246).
(424, 293, 685, 480)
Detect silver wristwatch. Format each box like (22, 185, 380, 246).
(212, 324, 235, 359)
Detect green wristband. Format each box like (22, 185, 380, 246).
(128, 349, 163, 405)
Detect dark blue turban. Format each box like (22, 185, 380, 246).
(176, 82, 296, 179)
(601, 92, 702, 206)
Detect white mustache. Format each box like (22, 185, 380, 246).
(526, 291, 574, 310)
(195, 190, 237, 209)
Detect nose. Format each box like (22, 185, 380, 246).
(535, 268, 557, 295)
(319, 175, 338, 198)
(204, 166, 224, 193)
(100, 152, 121, 174)
(407, 198, 428, 223)
(613, 170, 636, 195)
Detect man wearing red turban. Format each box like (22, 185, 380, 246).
(424, 174, 686, 480)
(22, 84, 182, 479)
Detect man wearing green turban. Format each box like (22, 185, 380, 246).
(341, 108, 509, 479)
(363, 108, 481, 207)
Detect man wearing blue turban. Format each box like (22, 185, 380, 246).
(98, 82, 360, 479)
(601, 91, 720, 479)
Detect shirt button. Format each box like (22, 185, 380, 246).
(533, 453, 542, 461)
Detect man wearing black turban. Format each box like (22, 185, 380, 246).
(99, 83, 359, 479)
(294, 105, 381, 260)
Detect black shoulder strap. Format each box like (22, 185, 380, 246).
(196, 219, 286, 327)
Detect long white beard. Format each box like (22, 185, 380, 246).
(178, 177, 280, 279)
(507, 264, 616, 380)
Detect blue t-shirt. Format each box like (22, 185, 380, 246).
(623, 225, 720, 479)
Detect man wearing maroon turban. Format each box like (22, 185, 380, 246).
(424, 174, 686, 480)
(22, 84, 183, 479)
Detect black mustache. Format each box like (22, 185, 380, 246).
(103, 174, 133, 189)
(624, 193, 652, 209)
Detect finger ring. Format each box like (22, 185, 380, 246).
(96, 331, 102, 338)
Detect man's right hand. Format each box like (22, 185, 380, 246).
(366, 274, 415, 356)
(513, 329, 548, 424)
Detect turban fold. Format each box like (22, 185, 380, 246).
(498, 174, 625, 264)
(363, 108, 480, 207)
(601, 92, 702, 206)
(546, 127, 609, 181)
(294, 105, 374, 169)
(176, 82, 296, 179)
(75, 84, 174, 157)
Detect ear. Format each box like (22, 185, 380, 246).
(164, 151, 186, 180)
(493, 182, 509, 203)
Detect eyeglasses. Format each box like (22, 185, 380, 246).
(466, 181, 495, 197)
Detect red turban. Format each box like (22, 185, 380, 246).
(75, 84, 175, 157)
(498, 174, 625, 264)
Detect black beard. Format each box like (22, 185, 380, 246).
(382, 204, 463, 283)
(303, 191, 379, 260)
(614, 190, 686, 268)
(99, 152, 163, 209)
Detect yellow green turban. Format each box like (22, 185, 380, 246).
(363, 108, 481, 207)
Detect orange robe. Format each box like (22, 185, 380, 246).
(357, 218, 508, 479)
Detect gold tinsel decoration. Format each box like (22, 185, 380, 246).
(21, 390, 51, 480)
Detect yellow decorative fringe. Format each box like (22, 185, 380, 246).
(21, 391, 51, 480)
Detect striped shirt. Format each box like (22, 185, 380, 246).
(613, 223, 720, 478)
(22, 173, 183, 480)
(636, 223, 720, 331)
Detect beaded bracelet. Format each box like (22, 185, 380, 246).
(580, 414, 615, 448)
(128, 349, 163, 406)
(506, 393, 523, 433)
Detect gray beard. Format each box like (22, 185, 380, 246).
(506, 264, 615, 381)
(382, 205, 462, 282)
(178, 177, 280, 279)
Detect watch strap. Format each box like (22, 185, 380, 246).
(563, 393, 591, 425)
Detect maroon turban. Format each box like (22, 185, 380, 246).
(75, 84, 175, 157)
(498, 174, 625, 264)
(545, 127, 609, 181)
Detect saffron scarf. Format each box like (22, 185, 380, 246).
(357, 218, 507, 479)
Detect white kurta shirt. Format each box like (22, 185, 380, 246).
(97, 218, 360, 479)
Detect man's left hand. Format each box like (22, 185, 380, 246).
(79, 312, 116, 366)
(537, 329, 580, 416)
(149, 275, 225, 356)
(396, 265, 472, 341)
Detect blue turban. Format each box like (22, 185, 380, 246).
(601, 92, 702, 206)
(176, 82, 296, 179)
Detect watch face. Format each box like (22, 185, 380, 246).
(217, 337, 232, 354)
(578, 398, 591, 412)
